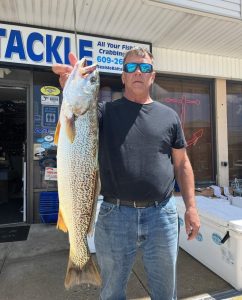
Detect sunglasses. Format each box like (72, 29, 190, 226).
(123, 63, 153, 73)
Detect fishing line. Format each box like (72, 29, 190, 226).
(73, 0, 78, 56)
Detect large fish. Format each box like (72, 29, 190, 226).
(54, 58, 101, 289)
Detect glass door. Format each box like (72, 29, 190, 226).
(0, 85, 27, 224)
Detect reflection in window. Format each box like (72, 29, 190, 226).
(227, 82, 242, 180)
(152, 76, 214, 184)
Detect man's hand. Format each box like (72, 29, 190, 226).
(52, 52, 98, 88)
(52, 52, 77, 88)
(184, 206, 200, 240)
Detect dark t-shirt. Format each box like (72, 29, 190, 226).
(98, 97, 186, 202)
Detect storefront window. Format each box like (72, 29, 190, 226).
(226, 82, 242, 180)
(99, 74, 123, 102)
(152, 76, 214, 184)
(33, 70, 60, 190)
(32, 71, 122, 191)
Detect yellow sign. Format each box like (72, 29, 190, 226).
(41, 86, 60, 96)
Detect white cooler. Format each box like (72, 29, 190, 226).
(87, 196, 103, 253)
(176, 195, 242, 290)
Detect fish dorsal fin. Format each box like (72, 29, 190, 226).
(54, 120, 61, 145)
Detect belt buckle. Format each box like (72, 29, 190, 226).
(133, 201, 146, 209)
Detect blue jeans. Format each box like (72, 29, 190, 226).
(94, 196, 179, 300)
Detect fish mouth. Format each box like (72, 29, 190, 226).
(80, 58, 88, 68)
(78, 58, 88, 75)
(78, 58, 88, 78)
(78, 59, 97, 78)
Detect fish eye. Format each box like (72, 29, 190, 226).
(90, 76, 96, 84)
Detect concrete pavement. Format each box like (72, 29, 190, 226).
(0, 224, 241, 300)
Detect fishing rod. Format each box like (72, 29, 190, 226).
(73, 0, 78, 56)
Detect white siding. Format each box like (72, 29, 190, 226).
(151, 0, 242, 18)
(153, 47, 242, 80)
(2, 0, 242, 59)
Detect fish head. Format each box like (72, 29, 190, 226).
(62, 58, 100, 118)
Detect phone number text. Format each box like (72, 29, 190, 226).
(97, 56, 123, 65)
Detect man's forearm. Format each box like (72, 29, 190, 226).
(175, 157, 196, 209)
(172, 148, 200, 239)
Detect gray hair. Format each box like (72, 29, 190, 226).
(123, 47, 154, 65)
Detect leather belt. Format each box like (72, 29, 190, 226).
(103, 196, 163, 208)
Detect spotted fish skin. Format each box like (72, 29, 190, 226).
(55, 59, 101, 289)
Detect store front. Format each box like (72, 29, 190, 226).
(2, 22, 238, 224)
(0, 23, 150, 224)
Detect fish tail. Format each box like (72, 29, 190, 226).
(56, 209, 68, 232)
(64, 255, 101, 289)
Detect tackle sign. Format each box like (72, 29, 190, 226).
(0, 23, 151, 74)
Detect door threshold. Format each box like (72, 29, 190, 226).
(0, 222, 29, 228)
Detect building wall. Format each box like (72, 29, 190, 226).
(1, 22, 241, 225)
(153, 47, 242, 80)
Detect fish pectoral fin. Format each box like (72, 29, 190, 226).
(56, 209, 68, 233)
(66, 116, 76, 143)
(54, 120, 61, 145)
(64, 255, 101, 289)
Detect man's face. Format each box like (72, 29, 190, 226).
(121, 53, 156, 98)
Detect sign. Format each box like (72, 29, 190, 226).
(34, 127, 49, 134)
(42, 106, 58, 127)
(41, 95, 59, 106)
(0, 23, 151, 74)
(40, 86, 60, 96)
(44, 167, 57, 181)
(33, 144, 45, 160)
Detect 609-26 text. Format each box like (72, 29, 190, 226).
(97, 56, 123, 65)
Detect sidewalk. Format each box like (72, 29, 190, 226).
(0, 224, 241, 300)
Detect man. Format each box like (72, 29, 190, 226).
(53, 47, 200, 300)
